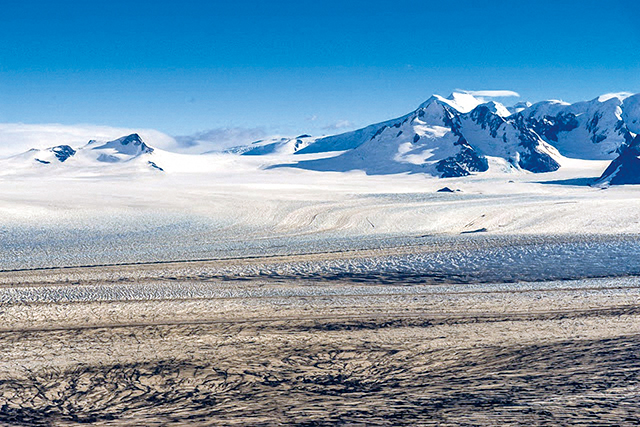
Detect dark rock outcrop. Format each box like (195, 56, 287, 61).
(597, 135, 640, 185)
(51, 145, 76, 162)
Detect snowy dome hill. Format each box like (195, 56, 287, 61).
(85, 133, 154, 163)
(2, 133, 164, 173)
(23, 145, 77, 165)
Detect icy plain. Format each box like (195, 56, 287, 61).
(0, 150, 638, 270)
(1, 149, 640, 425)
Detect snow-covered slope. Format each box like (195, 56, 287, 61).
(7, 145, 77, 166)
(597, 134, 640, 185)
(518, 94, 636, 160)
(83, 133, 154, 162)
(226, 135, 317, 156)
(2, 91, 640, 181)
(622, 94, 640, 134)
(1, 133, 165, 174)
(277, 93, 560, 177)
(257, 91, 640, 178)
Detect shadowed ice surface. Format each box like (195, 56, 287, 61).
(2, 218, 640, 283)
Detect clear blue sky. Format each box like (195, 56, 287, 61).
(1, 0, 639, 137)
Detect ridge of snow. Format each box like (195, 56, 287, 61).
(422, 92, 483, 114)
(598, 92, 634, 103)
(477, 101, 511, 117)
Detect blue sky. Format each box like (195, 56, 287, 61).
(1, 0, 639, 140)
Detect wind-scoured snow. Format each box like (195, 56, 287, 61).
(0, 148, 637, 271)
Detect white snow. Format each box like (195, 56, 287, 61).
(1, 91, 640, 269)
(432, 92, 484, 113)
(0, 132, 637, 272)
(520, 95, 635, 160)
(478, 101, 511, 117)
(0, 123, 175, 158)
(622, 93, 640, 134)
(598, 92, 634, 103)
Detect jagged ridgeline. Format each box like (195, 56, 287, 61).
(5, 92, 640, 182)
(234, 92, 638, 179)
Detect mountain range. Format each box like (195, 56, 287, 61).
(233, 91, 640, 184)
(2, 133, 164, 173)
(3, 92, 640, 185)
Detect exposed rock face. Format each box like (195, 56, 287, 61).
(435, 137, 489, 178)
(283, 93, 559, 177)
(597, 135, 640, 185)
(51, 145, 76, 162)
(518, 95, 636, 160)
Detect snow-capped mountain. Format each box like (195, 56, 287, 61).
(10, 145, 77, 165)
(272, 92, 561, 177)
(243, 91, 638, 179)
(84, 133, 154, 162)
(2, 91, 640, 182)
(517, 93, 636, 160)
(2, 133, 164, 173)
(597, 134, 640, 185)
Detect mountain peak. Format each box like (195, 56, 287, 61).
(622, 93, 640, 134)
(476, 100, 511, 117)
(418, 92, 483, 114)
(598, 92, 634, 103)
(91, 133, 154, 155)
(50, 145, 76, 162)
(115, 133, 145, 146)
(444, 92, 484, 113)
(508, 101, 532, 115)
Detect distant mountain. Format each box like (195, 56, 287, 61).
(517, 93, 636, 160)
(84, 133, 154, 163)
(225, 135, 316, 156)
(227, 91, 638, 178)
(597, 134, 640, 185)
(12, 145, 77, 165)
(2, 133, 163, 172)
(621, 94, 640, 134)
(2, 92, 640, 181)
(271, 92, 561, 177)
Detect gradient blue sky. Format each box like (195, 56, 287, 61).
(1, 0, 639, 138)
